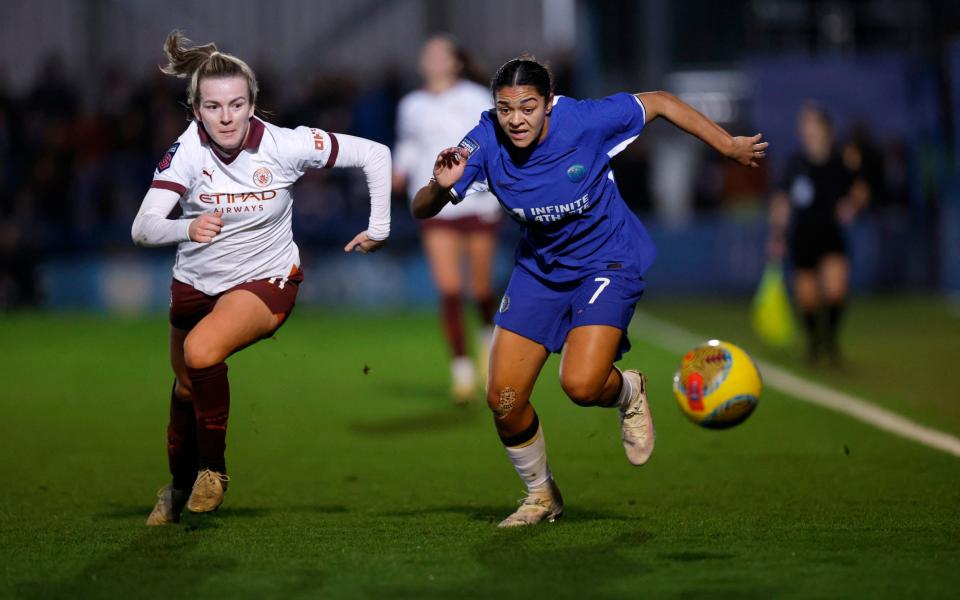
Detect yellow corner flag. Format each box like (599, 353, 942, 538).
(752, 263, 796, 348)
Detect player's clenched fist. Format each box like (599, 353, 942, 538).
(189, 213, 223, 243)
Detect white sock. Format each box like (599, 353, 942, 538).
(504, 425, 552, 492)
(615, 368, 635, 409)
(451, 356, 475, 384)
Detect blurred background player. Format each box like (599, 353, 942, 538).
(133, 32, 391, 525)
(413, 57, 767, 527)
(393, 34, 503, 403)
(768, 103, 869, 365)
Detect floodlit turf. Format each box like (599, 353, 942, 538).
(1, 299, 958, 598)
(642, 295, 960, 435)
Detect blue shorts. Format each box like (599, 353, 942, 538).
(495, 266, 645, 360)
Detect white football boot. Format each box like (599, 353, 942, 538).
(187, 468, 230, 513)
(619, 370, 655, 465)
(450, 356, 477, 404)
(146, 484, 189, 526)
(497, 479, 564, 528)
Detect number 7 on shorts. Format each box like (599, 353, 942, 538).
(589, 277, 611, 304)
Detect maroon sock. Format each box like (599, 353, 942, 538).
(186, 363, 230, 474)
(167, 381, 199, 490)
(440, 294, 466, 357)
(476, 294, 497, 325)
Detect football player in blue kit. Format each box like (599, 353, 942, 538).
(413, 57, 767, 527)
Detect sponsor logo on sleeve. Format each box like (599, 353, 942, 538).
(310, 128, 325, 151)
(156, 142, 180, 172)
(458, 136, 480, 156)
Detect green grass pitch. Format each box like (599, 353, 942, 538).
(1, 297, 958, 598)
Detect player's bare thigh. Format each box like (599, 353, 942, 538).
(422, 227, 464, 295)
(559, 325, 622, 406)
(819, 253, 849, 303)
(465, 229, 497, 299)
(181, 289, 279, 370)
(793, 269, 819, 311)
(487, 326, 549, 436)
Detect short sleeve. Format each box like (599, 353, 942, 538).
(582, 93, 647, 158)
(150, 129, 197, 196)
(450, 116, 491, 204)
(289, 126, 339, 173)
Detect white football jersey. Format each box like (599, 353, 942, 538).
(395, 80, 501, 221)
(151, 118, 338, 295)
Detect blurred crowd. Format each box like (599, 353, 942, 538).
(0, 54, 913, 308)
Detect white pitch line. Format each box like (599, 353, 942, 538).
(631, 311, 960, 459)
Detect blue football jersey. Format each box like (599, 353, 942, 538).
(451, 92, 657, 284)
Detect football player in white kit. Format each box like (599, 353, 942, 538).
(393, 35, 502, 403)
(132, 32, 391, 525)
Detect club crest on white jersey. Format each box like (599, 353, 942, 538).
(253, 167, 273, 188)
(148, 118, 339, 295)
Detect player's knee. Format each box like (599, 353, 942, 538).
(823, 287, 846, 304)
(487, 385, 521, 420)
(561, 374, 603, 406)
(470, 283, 492, 300)
(183, 335, 221, 370)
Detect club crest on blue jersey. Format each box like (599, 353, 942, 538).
(157, 142, 180, 172)
(458, 136, 480, 156)
(566, 164, 586, 182)
(499, 293, 510, 313)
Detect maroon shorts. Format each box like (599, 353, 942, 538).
(419, 214, 502, 234)
(169, 268, 304, 331)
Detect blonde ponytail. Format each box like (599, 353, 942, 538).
(160, 31, 258, 109)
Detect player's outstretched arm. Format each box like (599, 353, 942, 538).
(637, 91, 768, 168)
(330, 134, 392, 253)
(411, 147, 468, 219)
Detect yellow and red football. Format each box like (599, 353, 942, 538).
(672, 340, 762, 429)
